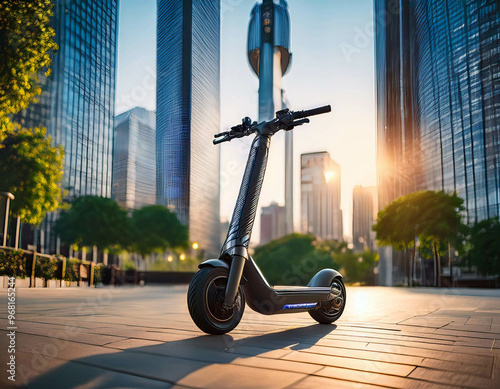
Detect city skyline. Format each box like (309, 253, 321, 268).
(116, 0, 376, 242)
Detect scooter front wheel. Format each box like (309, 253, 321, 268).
(309, 277, 346, 324)
(187, 267, 245, 334)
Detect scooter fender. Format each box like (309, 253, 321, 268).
(307, 268, 343, 287)
(198, 259, 229, 270)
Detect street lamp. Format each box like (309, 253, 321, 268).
(180, 253, 186, 261)
(0, 192, 15, 247)
(192, 242, 199, 250)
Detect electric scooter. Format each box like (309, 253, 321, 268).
(187, 105, 346, 334)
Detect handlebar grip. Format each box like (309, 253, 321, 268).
(294, 105, 331, 119)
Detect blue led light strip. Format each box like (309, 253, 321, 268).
(282, 303, 317, 310)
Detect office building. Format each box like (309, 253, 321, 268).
(156, 0, 221, 257)
(15, 0, 119, 253)
(301, 152, 343, 241)
(112, 107, 156, 211)
(375, 0, 500, 285)
(352, 186, 377, 252)
(260, 202, 286, 245)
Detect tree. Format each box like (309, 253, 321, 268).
(467, 217, 500, 275)
(0, 0, 57, 138)
(56, 196, 129, 252)
(334, 249, 379, 285)
(373, 191, 464, 287)
(130, 205, 188, 257)
(0, 126, 63, 224)
(253, 234, 339, 286)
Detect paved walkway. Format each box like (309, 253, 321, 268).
(1, 285, 500, 388)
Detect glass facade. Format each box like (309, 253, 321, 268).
(157, 0, 221, 258)
(375, 0, 500, 285)
(112, 108, 156, 211)
(15, 0, 119, 253)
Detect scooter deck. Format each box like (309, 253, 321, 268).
(273, 285, 331, 294)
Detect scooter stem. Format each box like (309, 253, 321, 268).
(221, 134, 271, 306)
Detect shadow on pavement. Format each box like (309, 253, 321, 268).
(23, 324, 337, 388)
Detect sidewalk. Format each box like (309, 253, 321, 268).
(1, 286, 499, 388)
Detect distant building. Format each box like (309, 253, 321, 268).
(156, 0, 221, 257)
(301, 152, 343, 241)
(260, 202, 286, 245)
(112, 108, 156, 211)
(352, 186, 377, 252)
(15, 0, 119, 253)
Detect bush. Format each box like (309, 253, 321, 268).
(0, 249, 26, 278)
(65, 259, 81, 282)
(34, 256, 59, 280)
(93, 264, 109, 284)
(253, 234, 338, 286)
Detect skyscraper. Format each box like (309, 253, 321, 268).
(301, 152, 343, 241)
(260, 202, 286, 245)
(248, 0, 294, 235)
(15, 0, 119, 253)
(375, 0, 500, 285)
(156, 0, 221, 257)
(352, 186, 377, 252)
(112, 107, 156, 211)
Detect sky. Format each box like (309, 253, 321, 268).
(116, 0, 376, 244)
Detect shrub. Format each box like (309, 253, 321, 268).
(93, 264, 109, 284)
(65, 259, 81, 282)
(0, 249, 26, 278)
(34, 256, 59, 280)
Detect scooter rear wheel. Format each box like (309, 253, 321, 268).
(188, 267, 245, 334)
(309, 277, 346, 324)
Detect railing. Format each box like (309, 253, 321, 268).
(0, 246, 95, 287)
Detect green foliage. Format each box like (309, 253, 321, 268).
(93, 264, 109, 284)
(0, 0, 57, 137)
(130, 205, 189, 257)
(34, 256, 58, 280)
(334, 250, 379, 285)
(253, 234, 338, 286)
(64, 258, 80, 282)
(373, 190, 464, 252)
(56, 196, 130, 252)
(467, 217, 500, 275)
(0, 248, 26, 277)
(0, 126, 64, 224)
(122, 259, 136, 271)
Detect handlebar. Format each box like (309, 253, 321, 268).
(214, 104, 331, 145)
(292, 105, 331, 120)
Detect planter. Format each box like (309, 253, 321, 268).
(0, 276, 7, 288)
(15, 278, 30, 288)
(35, 277, 44, 288)
(46, 280, 59, 288)
(69, 281, 78, 287)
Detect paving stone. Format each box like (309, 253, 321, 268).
(288, 375, 385, 388)
(409, 367, 493, 388)
(315, 365, 412, 387)
(283, 350, 416, 377)
(177, 364, 305, 389)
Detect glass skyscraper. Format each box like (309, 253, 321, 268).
(156, 0, 221, 257)
(375, 0, 500, 285)
(15, 0, 119, 253)
(112, 107, 156, 211)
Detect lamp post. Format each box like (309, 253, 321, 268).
(0, 192, 15, 247)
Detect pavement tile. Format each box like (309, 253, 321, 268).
(24, 360, 172, 389)
(231, 355, 322, 374)
(409, 367, 493, 388)
(104, 338, 164, 350)
(315, 365, 412, 388)
(177, 364, 305, 389)
(419, 357, 492, 378)
(283, 350, 416, 377)
(288, 375, 385, 389)
(364, 342, 494, 366)
(300, 344, 424, 365)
